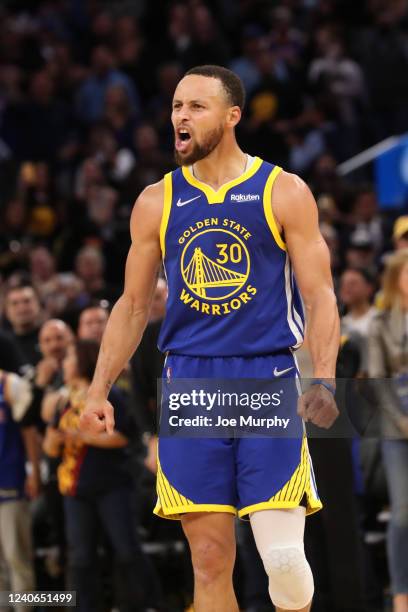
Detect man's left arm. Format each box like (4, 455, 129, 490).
(272, 171, 340, 427)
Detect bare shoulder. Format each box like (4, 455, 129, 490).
(130, 178, 165, 239)
(272, 170, 318, 229)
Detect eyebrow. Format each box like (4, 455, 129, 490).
(173, 98, 207, 105)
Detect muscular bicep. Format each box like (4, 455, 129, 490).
(122, 183, 163, 311)
(273, 172, 333, 307)
(123, 241, 161, 311)
(286, 219, 333, 306)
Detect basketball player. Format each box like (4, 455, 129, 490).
(81, 65, 340, 612)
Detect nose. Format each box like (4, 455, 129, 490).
(174, 104, 190, 123)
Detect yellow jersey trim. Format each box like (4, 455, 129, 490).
(263, 165, 286, 251)
(238, 499, 322, 519)
(238, 435, 322, 519)
(160, 172, 173, 258)
(181, 156, 263, 204)
(154, 502, 237, 521)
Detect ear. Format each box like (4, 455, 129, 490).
(226, 106, 241, 128)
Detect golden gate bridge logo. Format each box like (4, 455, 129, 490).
(181, 229, 250, 301)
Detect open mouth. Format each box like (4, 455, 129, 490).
(175, 127, 192, 152)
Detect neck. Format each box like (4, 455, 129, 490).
(349, 302, 371, 317)
(192, 138, 246, 191)
(402, 296, 408, 311)
(14, 322, 36, 336)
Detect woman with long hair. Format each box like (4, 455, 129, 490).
(368, 249, 408, 612)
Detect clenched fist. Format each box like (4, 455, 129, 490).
(297, 383, 339, 429)
(80, 396, 115, 435)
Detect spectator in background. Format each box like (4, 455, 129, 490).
(340, 267, 377, 338)
(346, 186, 385, 258)
(87, 123, 135, 186)
(85, 185, 119, 237)
(29, 245, 58, 302)
(268, 6, 304, 79)
(43, 340, 162, 612)
(74, 158, 105, 202)
(309, 28, 365, 158)
(36, 320, 73, 390)
(0, 198, 30, 276)
(77, 304, 109, 343)
(115, 15, 156, 101)
(0, 63, 25, 159)
(122, 123, 173, 201)
(229, 26, 264, 97)
(41, 273, 85, 323)
(165, 2, 193, 67)
(0, 368, 39, 612)
(239, 38, 301, 164)
(368, 249, 408, 612)
(0, 330, 24, 374)
(88, 11, 114, 49)
(309, 153, 346, 206)
(34, 319, 73, 423)
(287, 111, 326, 175)
(33, 321, 73, 571)
(18, 162, 59, 242)
(393, 216, 408, 251)
(3, 282, 43, 368)
(44, 41, 86, 105)
(39, 315, 97, 571)
(104, 83, 139, 150)
(344, 234, 377, 276)
(75, 45, 140, 124)
(148, 61, 183, 151)
(358, 5, 408, 142)
(188, 3, 231, 68)
(23, 71, 73, 163)
(131, 278, 167, 474)
(339, 267, 377, 375)
(74, 246, 120, 305)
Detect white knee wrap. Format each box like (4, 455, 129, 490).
(262, 545, 314, 610)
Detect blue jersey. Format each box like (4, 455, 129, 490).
(158, 157, 304, 357)
(0, 373, 26, 502)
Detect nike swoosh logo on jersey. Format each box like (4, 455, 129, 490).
(273, 366, 294, 377)
(176, 195, 202, 207)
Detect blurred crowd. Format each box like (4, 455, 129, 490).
(1, 0, 408, 611)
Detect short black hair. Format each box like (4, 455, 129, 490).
(5, 278, 41, 303)
(75, 339, 100, 382)
(343, 266, 376, 286)
(184, 65, 245, 111)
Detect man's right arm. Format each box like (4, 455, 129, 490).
(81, 180, 164, 434)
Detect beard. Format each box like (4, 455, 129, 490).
(174, 125, 224, 166)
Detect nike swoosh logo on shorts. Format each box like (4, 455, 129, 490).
(176, 195, 201, 207)
(273, 366, 294, 377)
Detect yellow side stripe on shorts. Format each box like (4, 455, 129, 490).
(268, 436, 308, 504)
(157, 459, 194, 508)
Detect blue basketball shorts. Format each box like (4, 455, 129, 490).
(154, 351, 321, 520)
